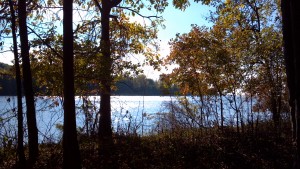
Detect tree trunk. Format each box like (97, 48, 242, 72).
(62, 0, 82, 168)
(220, 93, 224, 131)
(250, 93, 254, 133)
(271, 92, 280, 133)
(9, 0, 26, 167)
(93, 0, 122, 166)
(291, 0, 300, 167)
(233, 93, 240, 133)
(281, 0, 300, 168)
(281, 0, 296, 140)
(18, 0, 39, 166)
(98, 0, 113, 164)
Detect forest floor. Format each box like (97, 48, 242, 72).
(0, 121, 295, 169)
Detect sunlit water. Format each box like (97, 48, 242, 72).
(0, 95, 272, 143)
(0, 96, 174, 143)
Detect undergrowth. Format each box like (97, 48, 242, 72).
(0, 122, 295, 169)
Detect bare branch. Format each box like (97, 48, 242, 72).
(27, 26, 63, 59)
(0, 49, 15, 53)
(0, 1, 9, 14)
(42, 6, 63, 9)
(116, 6, 161, 20)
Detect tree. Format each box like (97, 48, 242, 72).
(27, 6, 164, 163)
(62, 0, 82, 168)
(164, 0, 286, 133)
(18, 0, 165, 166)
(206, 0, 286, 133)
(212, 0, 286, 132)
(18, 0, 39, 166)
(96, 0, 117, 159)
(281, 0, 296, 140)
(281, 0, 300, 167)
(8, 0, 26, 167)
(90, 0, 166, 163)
(164, 25, 233, 130)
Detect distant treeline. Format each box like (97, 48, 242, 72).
(114, 74, 178, 96)
(0, 63, 17, 95)
(0, 62, 178, 96)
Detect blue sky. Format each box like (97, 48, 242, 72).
(0, 1, 213, 79)
(158, 1, 212, 43)
(143, 1, 213, 79)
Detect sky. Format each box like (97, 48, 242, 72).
(0, 1, 213, 80)
(143, 2, 213, 80)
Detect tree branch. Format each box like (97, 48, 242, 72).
(116, 6, 161, 20)
(111, 0, 122, 7)
(92, 0, 102, 13)
(27, 26, 63, 59)
(92, 0, 118, 18)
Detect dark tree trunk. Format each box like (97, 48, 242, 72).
(281, 0, 300, 168)
(9, 0, 26, 167)
(96, 0, 122, 166)
(281, 0, 296, 140)
(291, 1, 300, 168)
(220, 93, 224, 131)
(18, 0, 39, 166)
(233, 93, 240, 133)
(250, 93, 254, 133)
(62, 0, 82, 168)
(271, 92, 280, 132)
(98, 0, 113, 163)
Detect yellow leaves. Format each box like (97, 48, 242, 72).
(238, 3, 245, 9)
(47, 0, 54, 6)
(3, 28, 11, 35)
(172, 0, 190, 10)
(225, 0, 231, 5)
